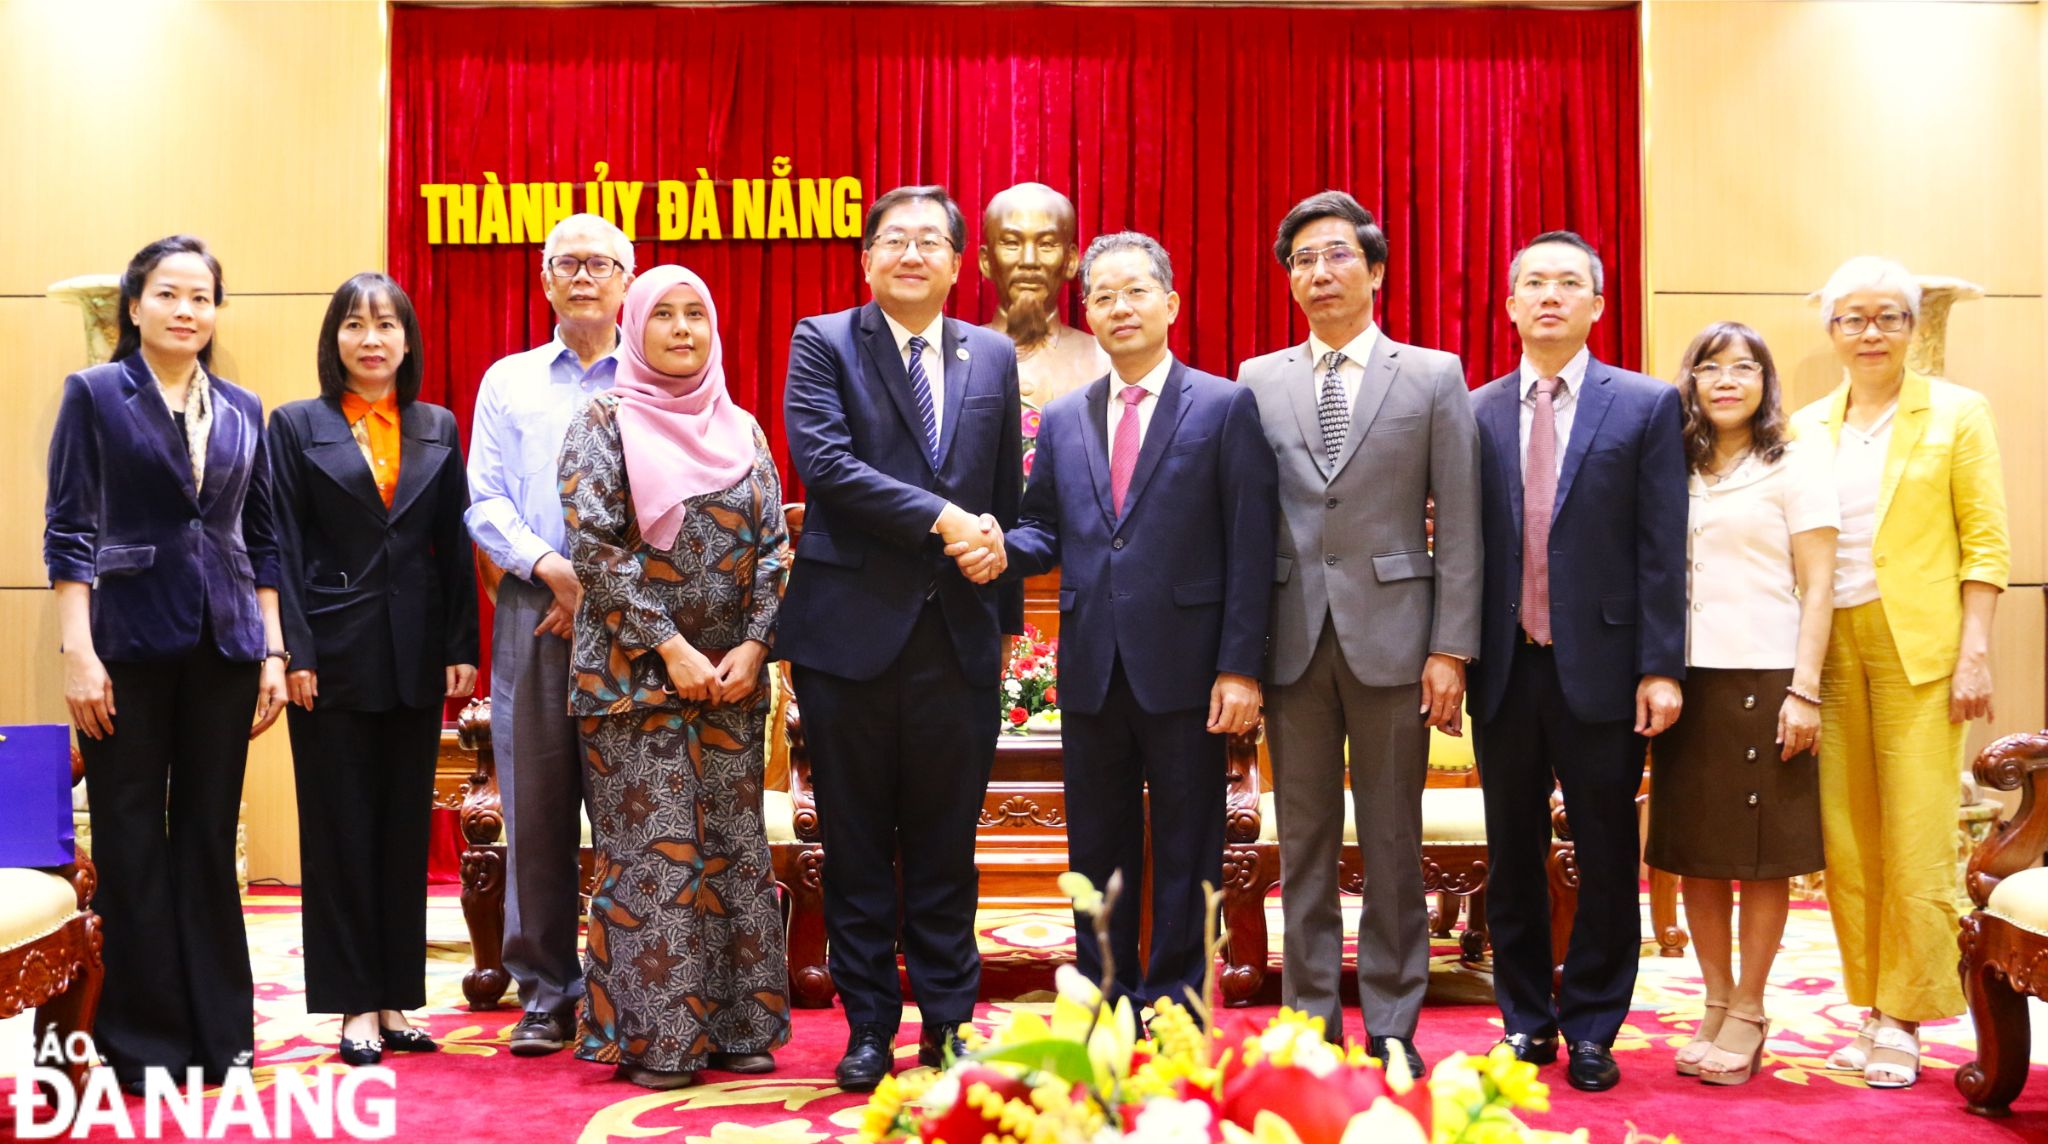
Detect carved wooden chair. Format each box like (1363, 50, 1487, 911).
(1957, 730, 2048, 1117)
(0, 748, 104, 1096)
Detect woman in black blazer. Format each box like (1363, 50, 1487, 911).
(270, 273, 478, 1065)
(46, 235, 289, 1092)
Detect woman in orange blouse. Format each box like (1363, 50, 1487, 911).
(269, 273, 478, 1065)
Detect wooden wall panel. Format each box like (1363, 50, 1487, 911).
(1966, 586, 2046, 768)
(1646, 1, 2043, 295)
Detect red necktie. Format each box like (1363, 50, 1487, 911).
(1110, 384, 1146, 515)
(1521, 376, 1561, 644)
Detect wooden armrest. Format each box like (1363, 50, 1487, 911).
(453, 697, 503, 847)
(1966, 731, 2048, 908)
(1224, 727, 1263, 843)
(776, 660, 821, 843)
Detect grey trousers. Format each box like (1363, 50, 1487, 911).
(1264, 621, 1431, 1041)
(490, 574, 587, 1018)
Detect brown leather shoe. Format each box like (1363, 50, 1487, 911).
(707, 1051, 776, 1074)
(616, 1064, 699, 1090)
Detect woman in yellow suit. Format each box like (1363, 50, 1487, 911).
(1791, 256, 2008, 1090)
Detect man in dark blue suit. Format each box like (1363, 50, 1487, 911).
(780, 185, 1023, 1092)
(1468, 231, 1686, 1091)
(982, 232, 1276, 1012)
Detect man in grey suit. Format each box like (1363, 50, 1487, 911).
(1237, 191, 1482, 1076)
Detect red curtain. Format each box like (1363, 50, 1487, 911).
(388, 3, 1641, 684)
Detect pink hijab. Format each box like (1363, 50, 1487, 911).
(612, 265, 757, 550)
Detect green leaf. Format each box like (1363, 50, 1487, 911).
(968, 1038, 1096, 1085)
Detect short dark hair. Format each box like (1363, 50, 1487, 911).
(1674, 321, 1788, 473)
(114, 235, 225, 368)
(1080, 232, 1174, 294)
(861, 185, 966, 253)
(316, 273, 425, 405)
(1272, 190, 1389, 270)
(1510, 230, 1605, 295)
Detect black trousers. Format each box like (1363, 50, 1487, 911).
(287, 703, 441, 1014)
(77, 645, 260, 1084)
(794, 599, 998, 1032)
(1060, 659, 1224, 1010)
(1472, 639, 1645, 1047)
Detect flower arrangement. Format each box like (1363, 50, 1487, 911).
(856, 874, 1658, 1144)
(1002, 622, 1060, 733)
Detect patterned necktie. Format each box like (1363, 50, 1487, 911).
(1317, 350, 1349, 465)
(906, 334, 940, 462)
(1521, 376, 1562, 644)
(1109, 384, 1146, 515)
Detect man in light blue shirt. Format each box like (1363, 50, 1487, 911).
(464, 213, 632, 1055)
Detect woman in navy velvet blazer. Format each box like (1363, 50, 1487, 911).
(45, 235, 289, 1091)
(269, 273, 477, 1066)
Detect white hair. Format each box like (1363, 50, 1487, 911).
(542, 213, 635, 274)
(1818, 255, 1919, 329)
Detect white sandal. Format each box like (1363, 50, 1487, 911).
(1826, 1014, 1878, 1072)
(1863, 1025, 1920, 1089)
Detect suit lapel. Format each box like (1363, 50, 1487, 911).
(855, 302, 933, 472)
(306, 398, 390, 520)
(1114, 360, 1190, 524)
(1079, 376, 1116, 524)
(118, 356, 199, 504)
(194, 380, 243, 514)
(388, 403, 449, 523)
(1875, 372, 1933, 528)
(1285, 344, 1333, 481)
(935, 318, 969, 469)
(1330, 339, 1399, 476)
(1480, 373, 1525, 540)
(1552, 360, 1617, 518)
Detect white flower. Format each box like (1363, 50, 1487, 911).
(1005, 679, 1023, 697)
(1124, 1097, 1215, 1143)
(921, 1073, 960, 1114)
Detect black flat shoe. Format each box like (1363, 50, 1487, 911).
(379, 1026, 439, 1053)
(338, 1037, 383, 1067)
(836, 1023, 893, 1092)
(1496, 1031, 1559, 1065)
(1566, 1041, 1621, 1091)
(707, 1051, 775, 1074)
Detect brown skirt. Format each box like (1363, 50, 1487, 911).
(1645, 666, 1823, 880)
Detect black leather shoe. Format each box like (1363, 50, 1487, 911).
(1496, 1031, 1559, 1065)
(917, 1021, 968, 1068)
(338, 1037, 383, 1067)
(836, 1023, 893, 1092)
(616, 1064, 698, 1090)
(1369, 1035, 1426, 1080)
(509, 1011, 569, 1057)
(379, 1026, 439, 1053)
(1566, 1041, 1621, 1091)
(708, 1051, 776, 1074)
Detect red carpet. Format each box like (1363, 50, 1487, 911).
(6, 887, 2047, 1142)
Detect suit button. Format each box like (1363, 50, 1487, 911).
(1875, 555, 1887, 567)
(1745, 747, 1758, 761)
(1325, 554, 1338, 566)
(1111, 537, 1124, 550)
(1743, 694, 1756, 709)
(188, 519, 202, 531)
(1746, 793, 1760, 807)
(1326, 497, 1339, 509)
(1692, 602, 1703, 612)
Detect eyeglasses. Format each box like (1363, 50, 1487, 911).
(1690, 361, 1763, 382)
(1830, 310, 1911, 336)
(871, 231, 955, 258)
(1517, 275, 1592, 297)
(547, 255, 621, 279)
(1288, 243, 1363, 274)
(1084, 284, 1162, 311)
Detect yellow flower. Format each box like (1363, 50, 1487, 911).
(1058, 871, 1104, 915)
(1221, 1109, 1309, 1144)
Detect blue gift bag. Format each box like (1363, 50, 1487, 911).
(0, 724, 77, 867)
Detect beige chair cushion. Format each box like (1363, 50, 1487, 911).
(765, 790, 796, 844)
(1255, 787, 1487, 846)
(0, 869, 81, 950)
(1986, 866, 2048, 935)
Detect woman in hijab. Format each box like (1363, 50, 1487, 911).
(557, 264, 792, 1089)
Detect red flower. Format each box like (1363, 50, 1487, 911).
(1044, 687, 1058, 706)
(923, 1066, 1035, 1144)
(1022, 449, 1035, 477)
(1009, 706, 1029, 725)
(1033, 642, 1051, 657)
(1018, 657, 1039, 674)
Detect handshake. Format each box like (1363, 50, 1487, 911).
(936, 502, 1007, 585)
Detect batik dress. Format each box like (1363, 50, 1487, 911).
(559, 393, 791, 1073)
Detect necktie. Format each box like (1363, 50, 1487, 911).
(906, 334, 939, 462)
(1110, 384, 1146, 515)
(1317, 350, 1349, 465)
(1521, 376, 1561, 644)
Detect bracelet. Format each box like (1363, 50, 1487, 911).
(1785, 684, 1820, 706)
(266, 648, 292, 666)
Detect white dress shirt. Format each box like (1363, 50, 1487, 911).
(1831, 401, 1898, 608)
(1306, 323, 1381, 411)
(1104, 353, 1174, 450)
(1517, 345, 1590, 478)
(465, 328, 623, 578)
(1685, 439, 1841, 668)
(882, 309, 947, 436)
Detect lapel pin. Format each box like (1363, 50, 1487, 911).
(956, 346, 970, 361)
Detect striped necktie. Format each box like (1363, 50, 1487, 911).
(1317, 350, 1349, 465)
(906, 334, 939, 462)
